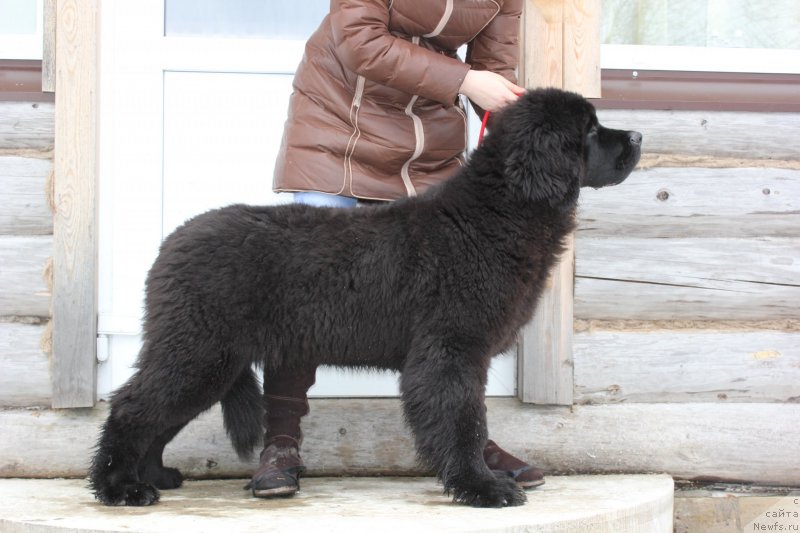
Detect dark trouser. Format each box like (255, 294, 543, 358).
(263, 192, 358, 448)
(263, 366, 317, 446)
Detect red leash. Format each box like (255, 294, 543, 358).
(477, 110, 491, 145)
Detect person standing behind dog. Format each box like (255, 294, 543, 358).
(250, 0, 540, 498)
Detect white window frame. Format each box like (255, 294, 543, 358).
(0, 0, 44, 60)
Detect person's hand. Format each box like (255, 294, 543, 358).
(459, 70, 524, 112)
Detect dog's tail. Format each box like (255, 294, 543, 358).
(221, 367, 264, 460)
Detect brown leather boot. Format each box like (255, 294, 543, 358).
(483, 439, 545, 489)
(247, 436, 306, 497)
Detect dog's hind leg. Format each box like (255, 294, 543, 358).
(137, 424, 186, 490)
(89, 384, 166, 506)
(400, 339, 526, 508)
(89, 344, 251, 506)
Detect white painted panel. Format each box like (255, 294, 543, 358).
(162, 71, 293, 235)
(310, 349, 517, 398)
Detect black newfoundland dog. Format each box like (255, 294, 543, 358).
(90, 88, 641, 508)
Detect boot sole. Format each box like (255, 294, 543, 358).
(518, 478, 546, 489)
(252, 485, 299, 498)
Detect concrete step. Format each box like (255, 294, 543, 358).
(0, 474, 673, 532)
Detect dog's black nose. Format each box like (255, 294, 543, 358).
(629, 131, 643, 146)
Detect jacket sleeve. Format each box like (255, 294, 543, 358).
(329, 0, 471, 107)
(465, 0, 522, 85)
(464, 0, 522, 121)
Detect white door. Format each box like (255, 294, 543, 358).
(96, 0, 516, 399)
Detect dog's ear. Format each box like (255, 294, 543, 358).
(500, 92, 583, 207)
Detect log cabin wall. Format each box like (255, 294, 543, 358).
(0, 99, 54, 408)
(568, 106, 800, 483)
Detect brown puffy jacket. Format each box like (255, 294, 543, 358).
(273, 0, 521, 201)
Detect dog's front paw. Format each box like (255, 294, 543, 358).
(94, 481, 160, 506)
(451, 472, 527, 508)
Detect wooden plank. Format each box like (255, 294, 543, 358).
(519, 0, 567, 405)
(518, 0, 601, 406)
(573, 330, 800, 404)
(42, 0, 57, 93)
(517, 233, 575, 405)
(578, 167, 800, 238)
(0, 156, 54, 235)
(522, 0, 563, 89)
(0, 236, 51, 317)
(563, 0, 601, 97)
(1, 400, 798, 485)
(0, 322, 51, 407)
(51, 0, 98, 408)
(574, 237, 800, 320)
(0, 102, 55, 152)
(597, 109, 800, 161)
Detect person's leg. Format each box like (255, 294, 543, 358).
(248, 192, 357, 498)
(248, 365, 317, 497)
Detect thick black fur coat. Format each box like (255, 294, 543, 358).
(90, 88, 641, 507)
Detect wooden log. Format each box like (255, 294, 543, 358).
(51, 0, 99, 408)
(573, 329, 800, 404)
(578, 167, 800, 238)
(0, 102, 55, 152)
(574, 237, 800, 320)
(1, 400, 798, 485)
(0, 236, 51, 318)
(0, 322, 51, 407)
(0, 156, 54, 235)
(597, 109, 800, 161)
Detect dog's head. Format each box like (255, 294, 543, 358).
(494, 88, 641, 207)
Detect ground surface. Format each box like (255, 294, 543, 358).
(0, 475, 674, 532)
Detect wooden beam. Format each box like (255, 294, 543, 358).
(517, 233, 575, 404)
(563, 0, 602, 97)
(521, 0, 563, 89)
(42, 0, 57, 93)
(51, 0, 98, 408)
(2, 399, 798, 485)
(518, 0, 600, 405)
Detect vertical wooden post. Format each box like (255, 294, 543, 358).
(42, 0, 57, 93)
(51, 0, 99, 407)
(517, 0, 601, 405)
